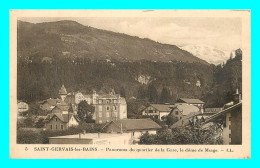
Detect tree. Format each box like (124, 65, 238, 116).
(147, 84, 158, 103)
(68, 103, 74, 113)
(160, 86, 172, 103)
(139, 133, 157, 144)
(35, 118, 45, 128)
(137, 85, 146, 99)
(26, 103, 41, 116)
(77, 100, 94, 122)
(23, 117, 35, 128)
(120, 86, 126, 98)
(165, 115, 179, 126)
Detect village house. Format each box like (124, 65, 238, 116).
(102, 118, 162, 142)
(170, 111, 201, 129)
(75, 92, 85, 104)
(44, 113, 80, 130)
(38, 98, 61, 111)
(141, 104, 174, 120)
(17, 101, 29, 115)
(40, 85, 127, 125)
(93, 89, 127, 124)
(204, 90, 242, 145)
(43, 85, 80, 130)
(169, 104, 200, 120)
(175, 98, 205, 112)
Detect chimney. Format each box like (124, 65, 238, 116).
(233, 88, 242, 104)
(83, 130, 86, 135)
(163, 125, 168, 130)
(79, 133, 82, 139)
(98, 132, 101, 138)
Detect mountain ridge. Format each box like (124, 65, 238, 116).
(17, 20, 209, 65)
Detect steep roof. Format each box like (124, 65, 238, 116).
(45, 113, 79, 123)
(149, 104, 175, 112)
(204, 102, 242, 124)
(104, 118, 162, 131)
(170, 111, 201, 128)
(51, 103, 70, 113)
(57, 104, 70, 111)
(173, 104, 200, 116)
(64, 95, 75, 104)
(46, 98, 60, 106)
(176, 98, 205, 104)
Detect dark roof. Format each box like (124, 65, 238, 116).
(204, 102, 242, 123)
(64, 95, 75, 104)
(171, 104, 200, 115)
(45, 98, 60, 106)
(176, 98, 205, 104)
(45, 113, 79, 123)
(51, 103, 70, 112)
(170, 112, 200, 128)
(149, 104, 175, 112)
(104, 118, 162, 131)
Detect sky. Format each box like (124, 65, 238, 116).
(20, 16, 242, 53)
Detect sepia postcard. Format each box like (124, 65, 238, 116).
(10, 10, 251, 159)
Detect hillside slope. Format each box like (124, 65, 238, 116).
(18, 20, 208, 65)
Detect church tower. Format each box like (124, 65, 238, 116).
(59, 84, 67, 101)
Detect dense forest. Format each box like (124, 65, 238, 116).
(18, 48, 242, 108)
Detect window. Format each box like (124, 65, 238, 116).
(55, 117, 57, 121)
(61, 125, 63, 130)
(148, 110, 153, 113)
(56, 125, 57, 129)
(106, 106, 110, 111)
(113, 99, 117, 103)
(106, 100, 110, 104)
(99, 120, 102, 124)
(113, 112, 117, 117)
(99, 112, 102, 117)
(113, 106, 117, 110)
(106, 112, 110, 117)
(175, 111, 179, 115)
(99, 100, 102, 104)
(50, 125, 52, 130)
(99, 105, 102, 111)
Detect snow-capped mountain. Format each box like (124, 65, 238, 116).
(180, 44, 230, 65)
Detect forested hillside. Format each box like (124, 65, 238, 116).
(17, 20, 208, 64)
(203, 49, 242, 107)
(17, 59, 213, 103)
